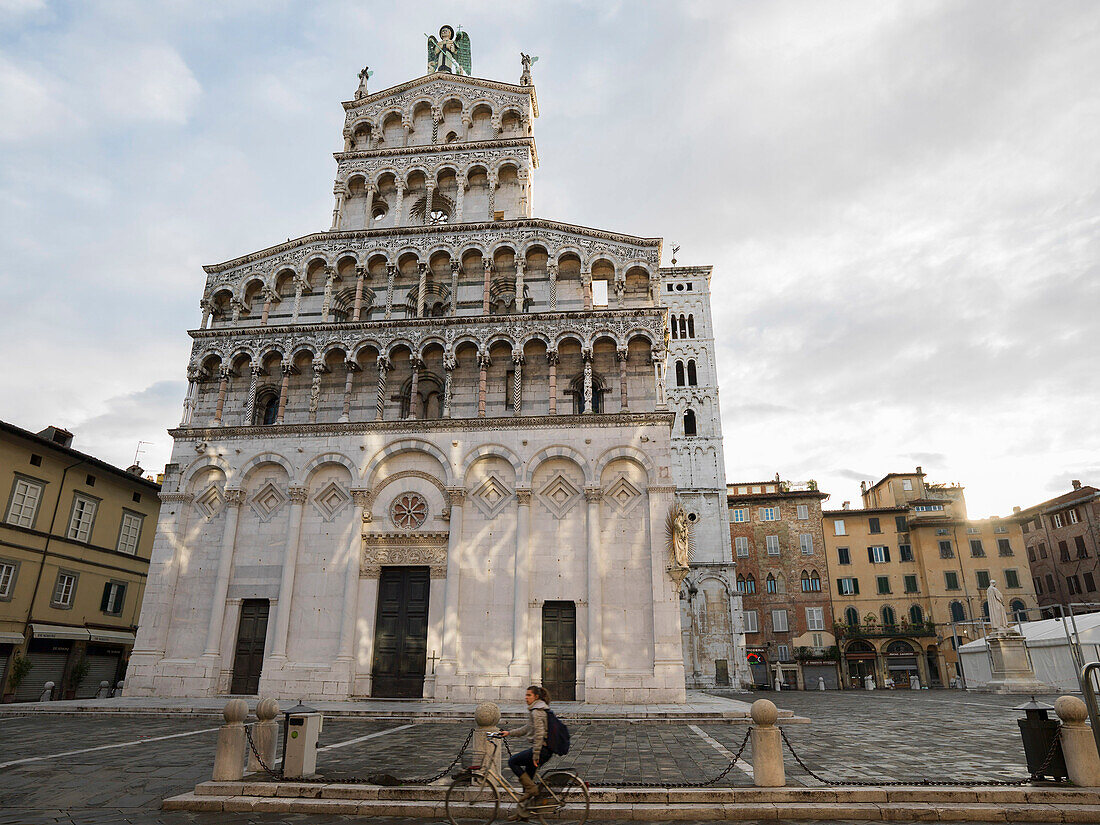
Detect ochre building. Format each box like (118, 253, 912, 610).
(0, 421, 159, 701)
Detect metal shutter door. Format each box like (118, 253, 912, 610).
(15, 651, 67, 701)
(76, 653, 121, 698)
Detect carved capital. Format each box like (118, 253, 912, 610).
(617, 348, 629, 362)
(377, 355, 391, 373)
(344, 358, 360, 372)
(443, 352, 458, 371)
(516, 488, 532, 506)
(447, 487, 467, 506)
(351, 489, 372, 509)
(512, 352, 525, 365)
(545, 349, 559, 365)
(224, 488, 246, 507)
(478, 353, 492, 369)
(159, 492, 194, 503)
(584, 487, 603, 503)
(288, 486, 309, 504)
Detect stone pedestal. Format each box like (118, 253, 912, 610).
(984, 631, 1054, 694)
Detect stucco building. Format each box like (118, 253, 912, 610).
(1015, 481, 1100, 616)
(0, 421, 159, 701)
(125, 33, 738, 703)
(823, 468, 1038, 688)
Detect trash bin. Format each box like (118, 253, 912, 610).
(1016, 698, 1067, 781)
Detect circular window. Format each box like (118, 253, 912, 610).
(429, 209, 450, 224)
(687, 512, 699, 523)
(676, 283, 685, 291)
(390, 492, 428, 529)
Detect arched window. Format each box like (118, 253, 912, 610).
(683, 409, 697, 436)
(257, 393, 279, 426)
(568, 373, 605, 414)
(766, 574, 777, 594)
(809, 570, 821, 591)
(844, 606, 859, 627)
(737, 574, 756, 595)
(881, 605, 896, 627)
(687, 314, 695, 337)
(687, 360, 698, 386)
(1010, 599, 1028, 622)
(909, 604, 924, 626)
(949, 601, 966, 622)
(679, 315, 687, 338)
(675, 360, 685, 386)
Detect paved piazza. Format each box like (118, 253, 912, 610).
(0, 691, 1067, 824)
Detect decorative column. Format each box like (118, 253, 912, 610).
(509, 488, 533, 676)
(487, 171, 497, 220)
(582, 350, 593, 414)
(307, 360, 324, 424)
(339, 359, 358, 423)
(230, 299, 244, 322)
(181, 370, 199, 426)
(518, 168, 530, 217)
(584, 486, 605, 685)
(270, 486, 308, 659)
(394, 182, 406, 225)
(260, 287, 277, 325)
(547, 262, 558, 310)
(364, 184, 376, 227)
(203, 489, 245, 657)
(482, 260, 492, 314)
(439, 487, 466, 672)
(456, 171, 467, 222)
(615, 276, 625, 308)
(461, 110, 472, 140)
(342, 127, 353, 152)
(547, 349, 558, 415)
(617, 348, 629, 412)
(330, 182, 346, 231)
(581, 269, 593, 310)
(401, 113, 412, 146)
(477, 352, 490, 417)
(275, 363, 294, 424)
(450, 261, 460, 315)
(431, 104, 442, 144)
(375, 356, 390, 421)
(424, 182, 435, 225)
(200, 300, 212, 329)
(408, 356, 422, 419)
(291, 277, 305, 323)
(385, 264, 396, 319)
(515, 259, 525, 312)
(442, 352, 456, 418)
(243, 365, 261, 425)
(339, 492, 367, 664)
(416, 262, 428, 317)
(653, 348, 668, 409)
(320, 266, 336, 323)
(352, 265, 366, 321)
(213, 367, 231, 426)
(511, 352, 523, 415)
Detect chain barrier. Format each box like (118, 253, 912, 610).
(778, 725, 1063, 787)
(244, 723, 283, 780)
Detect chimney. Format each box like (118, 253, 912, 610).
(1072, 480, 1082, 491)
(126, 463, 145, 477)
(842, 501, 850, 510)
(1013, 506, 1021, 514)
(860, 481, 867, 493)
(36, 426, 74, 448)
(916, 465, 922, 475)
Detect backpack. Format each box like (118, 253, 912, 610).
(544, 708, 570, 755)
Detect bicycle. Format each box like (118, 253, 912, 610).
(445, 731, 590, 825)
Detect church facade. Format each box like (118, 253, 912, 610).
(126, 34, 741, 702)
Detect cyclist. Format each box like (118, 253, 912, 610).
(501, 685, 552, 804)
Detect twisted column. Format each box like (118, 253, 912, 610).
(442, 352, 456, 418)
(424, 183, 435, 225)
(352, 265, 365, 321)
(244, 365, 261, 425)
(477, 352, 490, 417)
(339, 359, 358, 423)
(547, 349, 558, 415)
(431, 105, 442, 144)
(515, 258, 525, 312)
(416, 262, 428, 317)
(512, 353, 523, 415)
(450, 261, 460, 315)
(617, 348, 629, 412)
(385, 264, 396, 319)
(213, 367, 231, 426)
(547, 262, 557, 310)
(375, 356, 390, 421)
(487, 171, 497, 220)
(456, 172, 467, 222)
(582, 350, 593, 414)
(275, 363, 293, 424)
(408, 356, 422, 419)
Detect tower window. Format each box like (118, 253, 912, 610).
(675, 361, 685, 386)
(683, 409, 697, 436)
(687, 360, 697, 386)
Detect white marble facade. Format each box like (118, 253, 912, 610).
(127, 45, 736, 703)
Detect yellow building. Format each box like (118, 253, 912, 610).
(823, 467, 1037, 689)
(0, 421, 159, 701)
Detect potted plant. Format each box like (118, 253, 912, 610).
(64, 656, 89, 700)
(3, 653, 32, 703)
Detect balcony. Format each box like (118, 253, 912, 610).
(835, 621, 937, 639)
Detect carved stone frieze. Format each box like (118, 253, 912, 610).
(342, 74, 535, 122)
(337, 144, 535, 184)
(361, 530, 449, 578)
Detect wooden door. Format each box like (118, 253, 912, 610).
(371, 566, 430, 698)
(230, 599, 269, 695)
(541, 601, 576, 701)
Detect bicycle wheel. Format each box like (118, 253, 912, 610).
(445, 772, 500, 825)
(531, 770, 589, 825)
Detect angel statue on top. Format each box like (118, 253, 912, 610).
(426, 25, 471, 76)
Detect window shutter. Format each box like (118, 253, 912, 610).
(867, 547, 875, 563)
(883, 547, 891, 562)
(115, 583, 126, 612)
(100, 582, 111, 612)
(837, 579, 844, 595)
(853, 578, 860, 595)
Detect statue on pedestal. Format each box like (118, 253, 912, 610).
(426, 25, 472, 76)
(987, 580, 1009, 633)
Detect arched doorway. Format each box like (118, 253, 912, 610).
(885, 639, 920, 688)
(844, 640, 876, 688)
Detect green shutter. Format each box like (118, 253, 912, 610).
(100, 582, 111, 612)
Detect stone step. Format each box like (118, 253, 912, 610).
(163, 791, 1100, 822)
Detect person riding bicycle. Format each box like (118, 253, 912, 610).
(501, 685, 552, 803)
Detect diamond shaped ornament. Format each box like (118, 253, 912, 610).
(194, 484, 224, 520)
(604, 476, 642, 515)
(471, 475, 512, 520)
(538, 473, 581, 518)
(312, 481, 351, 522)
(249, 481, 288, 522)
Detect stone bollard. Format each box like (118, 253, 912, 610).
(818, 677, 826, 691)
(750, 699, 785, 787)
(212, 698, 249, 781)
(95, 681, 111, 699)
(38, 681, 54, 702)
(1055, 696, 1100, 787)
(248, 697, 280, 774)
(473, 702, 502, 775)
(113, 680, 124, 697)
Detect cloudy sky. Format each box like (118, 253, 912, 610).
(1, 1, 1097, 518)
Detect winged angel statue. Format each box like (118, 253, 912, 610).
(426, 25, 472, 76)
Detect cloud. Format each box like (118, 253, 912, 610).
(0, 54, 63, 142)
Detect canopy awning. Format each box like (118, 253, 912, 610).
(0, 631, 25, 645)
(30, 623, 91, 641)
(87, 629, 137, 645)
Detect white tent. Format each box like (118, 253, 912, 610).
(958, 613, 1100, 693)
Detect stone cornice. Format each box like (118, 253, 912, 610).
(188, 306, 667, 341)
(342, 73, 538, 118)
(334, 136, 534, 162)
(170, 411, 674, 440)
(202, 218, 661, 274)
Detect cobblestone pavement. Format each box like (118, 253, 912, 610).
(0, 690, 1067, 824)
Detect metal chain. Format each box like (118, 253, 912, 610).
(400, 728, 475, 784)
(779, 725, 1062, 787)
(244, 723, 283, 780)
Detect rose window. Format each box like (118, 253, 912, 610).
(390, 492, 428, 529)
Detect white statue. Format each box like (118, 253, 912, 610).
(987, 580, 1009, 632)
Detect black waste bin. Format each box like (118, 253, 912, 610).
(1016, 698, 1067, 781)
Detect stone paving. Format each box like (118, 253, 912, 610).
(0, 690, 1069, 824)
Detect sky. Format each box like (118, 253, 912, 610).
(1, 0, 1097, 519)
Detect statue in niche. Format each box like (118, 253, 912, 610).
(355, 66, 373, 100)
(426, 25, 471, 76)
(987, 580, 1009, 632)
(666, 502, 694, 572)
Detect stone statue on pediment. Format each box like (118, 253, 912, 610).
(355, 66, 373, 100)
(427, 25, 471, 76)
